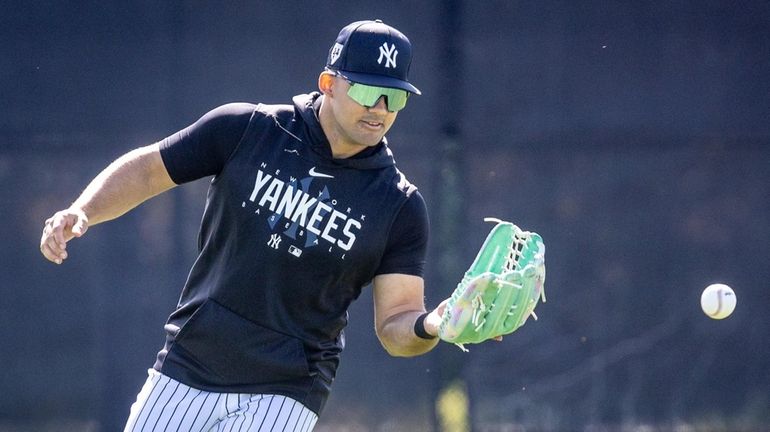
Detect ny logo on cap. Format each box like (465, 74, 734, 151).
(377, 42, 398, 68)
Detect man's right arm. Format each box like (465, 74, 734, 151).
(39, 143, 176, 264)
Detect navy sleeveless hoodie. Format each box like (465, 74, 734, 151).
(154, 92, 428, 414)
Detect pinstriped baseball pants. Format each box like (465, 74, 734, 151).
(124, 369, 318, 432)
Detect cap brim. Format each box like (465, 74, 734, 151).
(339, 70, 421, 95)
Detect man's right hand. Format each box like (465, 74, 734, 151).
(40, 208, 89, 264)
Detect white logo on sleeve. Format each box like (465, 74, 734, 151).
(377, 42, 398, 68)
(330, 43, 343, 65)
(309, 167, 334, 178)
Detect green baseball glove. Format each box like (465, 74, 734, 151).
(438, 218, 546, 351)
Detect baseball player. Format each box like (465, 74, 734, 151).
(40, 20, 449, 431)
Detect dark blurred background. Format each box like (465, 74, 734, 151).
(1, 1, 768, 431)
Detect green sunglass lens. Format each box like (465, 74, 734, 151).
(347, 83, 408, 112)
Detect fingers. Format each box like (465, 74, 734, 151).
(72, 216, 88, 237)
(435, 298, 449, 315)
(40, 222, 66, 264)
(40, 209, 88, 264)
(50, 213, 69, 247)
(40, 239, 66, 264)
(423, 312, 440, 338)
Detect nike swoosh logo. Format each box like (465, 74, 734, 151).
(309, 167, 334, 178)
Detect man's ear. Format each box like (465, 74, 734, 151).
(318, 72, 335, 96)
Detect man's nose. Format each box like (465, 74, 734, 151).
(368, 96, 389, 112)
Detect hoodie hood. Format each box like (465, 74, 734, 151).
(292, 92, 396, 170)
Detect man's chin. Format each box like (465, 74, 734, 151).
(354, 134, 384, 148)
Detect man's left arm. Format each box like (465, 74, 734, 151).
(372, 273, 443, 357)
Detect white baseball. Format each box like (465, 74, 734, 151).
(700, 283, 737, 319)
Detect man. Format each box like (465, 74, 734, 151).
(40, 20, 452, 431)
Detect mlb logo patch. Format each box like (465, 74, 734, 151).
(288, 245, 303, 258)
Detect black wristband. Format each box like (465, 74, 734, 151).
(414, 312, 437, 340)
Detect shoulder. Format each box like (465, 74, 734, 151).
(202, 102, 259, 121)
(394, 168, 419, 197)
(182, 103, 259, 137)
(399, 185, 427, 219)
(252, 101, 296, 120)
(196, 102, 303, 139)
(386, 167, 427, 220)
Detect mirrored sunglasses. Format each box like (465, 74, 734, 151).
(346, 82, 409, 112)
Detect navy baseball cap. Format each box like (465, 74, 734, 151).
(326, 20, 421, 95)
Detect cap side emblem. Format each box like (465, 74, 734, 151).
(330, 43, 343, 65)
